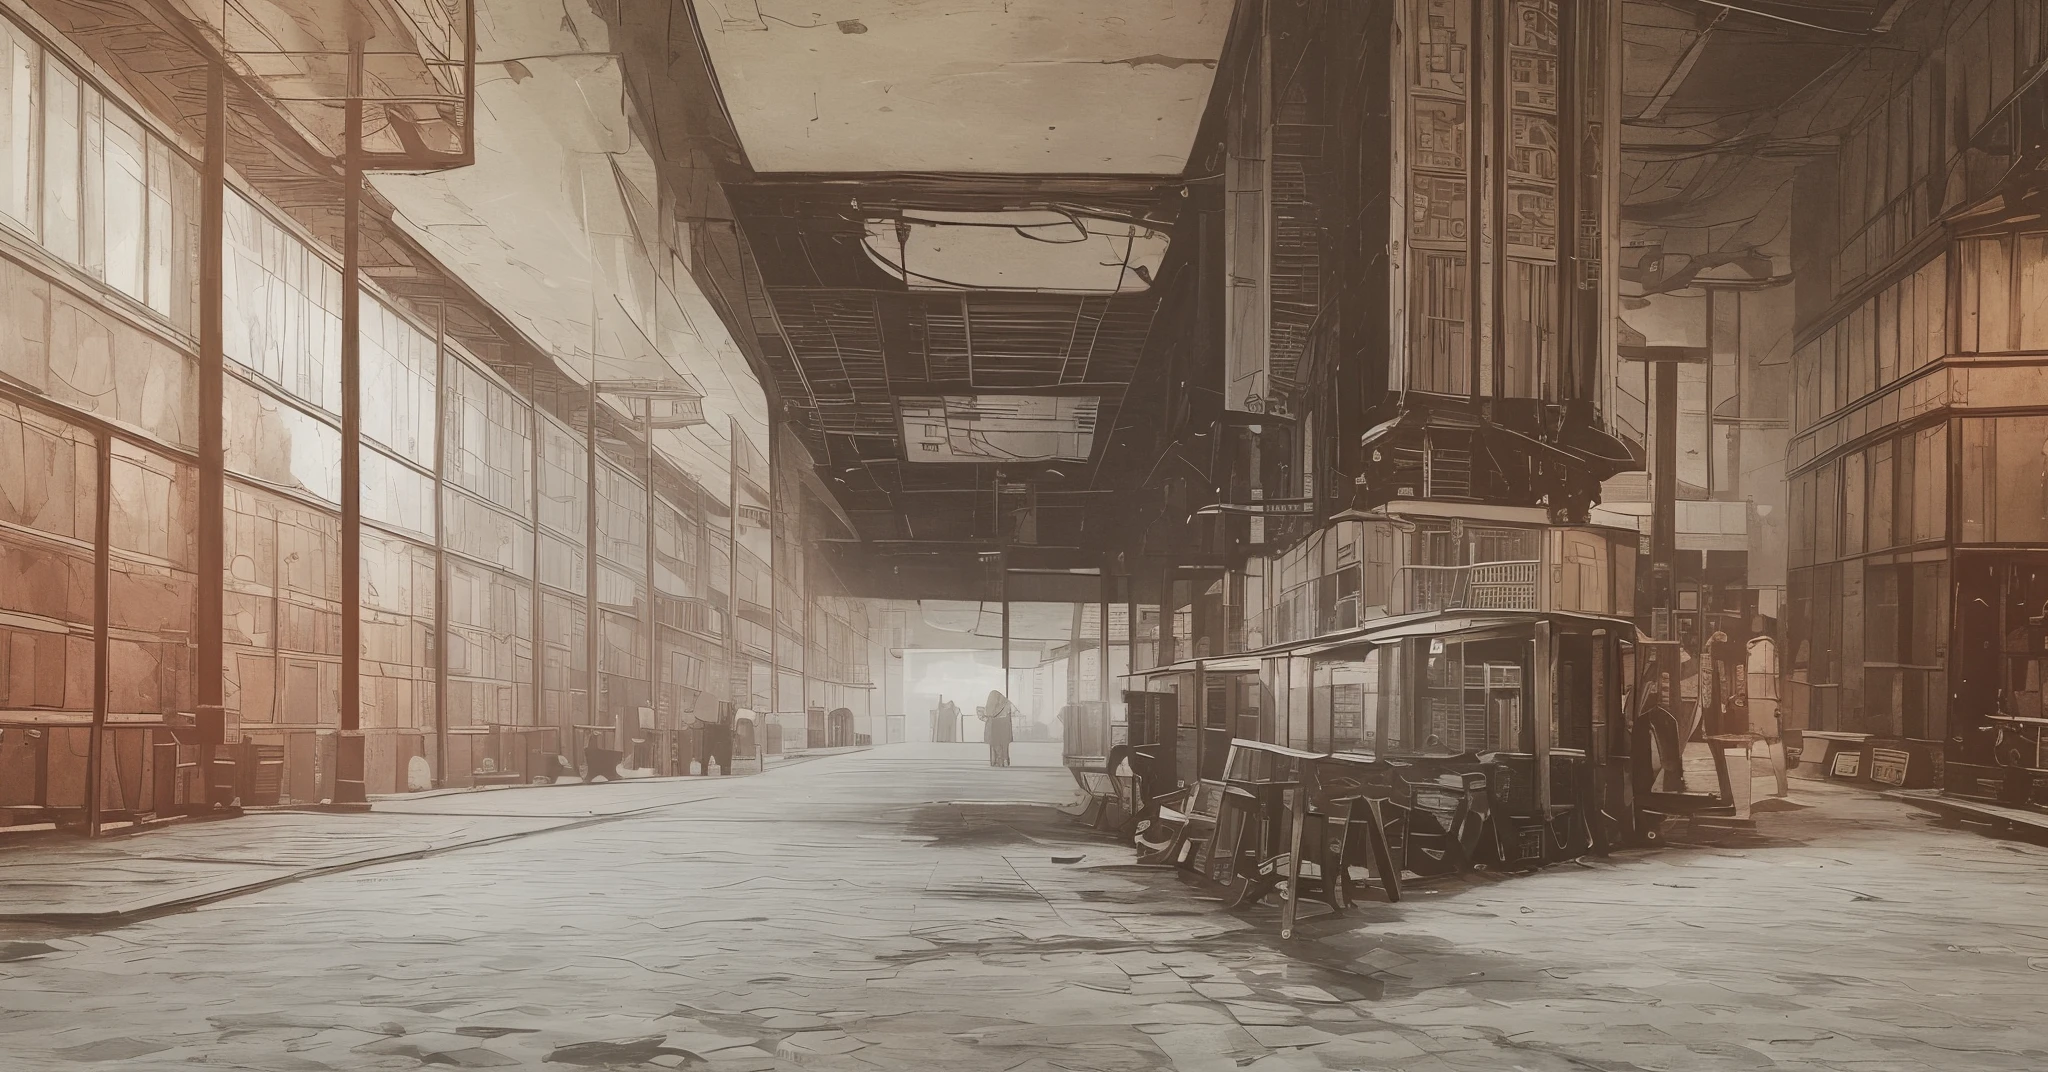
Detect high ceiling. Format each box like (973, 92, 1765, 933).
(1619, 0, 1909, 292)
(675, 1, 1236, 588)
(642, 0, 1921, 595)
(725, 174, 1186, 559)
(687, 0, 1233, 174)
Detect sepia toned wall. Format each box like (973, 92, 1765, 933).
(1784, 1, 2048, 762)
(0, 0, 887, 814)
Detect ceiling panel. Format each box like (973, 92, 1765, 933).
(689, 0, 1233, 174)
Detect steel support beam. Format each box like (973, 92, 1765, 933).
(335, 64, 367, 807)
(195, 62, 226, 781)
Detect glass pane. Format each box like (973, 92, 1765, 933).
(1976, 235, 2013, 352)
(446, 559, 534, 729)
(1913, 424, 1946, 544)
(37, 281, 194, 449)
(1876, 284, 1898, 387)
(2020, 232, 2048, 351)
(652, 495, 694, 601)
(1324, 657, 1377, 754)
(1991, 415, 2048, 542)
(224, 375, 342, 505)
(1960, 418, 1988, 542)
(596, 461, 646, 574)
(1920, 253, 1947, 367)
(0, 402, 98, 720)
(1866, 441, 1893, 550)
(361, 298, 436, 466)
(363, 447, 434, 541)
(223, 192, 342, 413)
(538, 414, 586, 543)
(106, 441, 197, 721)
(443, 487, 531, 577)
(41, 60, 80, 261)
(541, 589, 587, 729)
(445, 355, 531, 514)
(361, 531, 434, 732)
(0, 22, 35, 229)
(145, 135, 173, 318)
(222, 481, 341, 731)
(99, 104, 146, 299)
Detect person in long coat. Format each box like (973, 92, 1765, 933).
(981, 689, 1015, 767)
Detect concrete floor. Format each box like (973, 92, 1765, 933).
(2, 742, 2045, 1071)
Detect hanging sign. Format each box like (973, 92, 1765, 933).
(1193, 498, 1317, 517)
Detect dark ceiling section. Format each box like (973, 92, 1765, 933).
(1619, 0, 1912, 297)
(723, 177, 1187, 563)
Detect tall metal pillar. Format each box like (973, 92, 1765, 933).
(1652, 358, 1678, 638)
(644, 408, 659, 767)
(85, 435, 111, 835)
(1000, 556, 1011, 703)
(433, 306, 450, 787)
(586, 380, 601, 755)
(529, 369, 544, 748)
(727, 417, 753, 769)
(335, 54, 367, 807)
(195, 63, 227, 790)
(1098, 572, 1111, 712)
(768, 420, 780, 728)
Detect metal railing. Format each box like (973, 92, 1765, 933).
(1401, 560, 1540, 613)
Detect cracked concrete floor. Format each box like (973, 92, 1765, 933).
(2, 742, 2046, 1071)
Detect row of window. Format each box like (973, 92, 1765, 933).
(1797, 229, 2048, 437)
(1791, 409, 2048, 569)
(1833, 0, 2048, 288)
(0, 6, 850, 746)
(1790, 424, 1947, 567)
(1795, 254, 1946, 432)
(1784, 560, 1948, 740)
(1, 17, 196, 326)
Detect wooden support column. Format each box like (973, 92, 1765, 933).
(586, 380, 601, 754)
(85, 435, 111, 835)
(335, 60, 367, 807)
(195, 63, 226, 781)
(765, 416, 770, 725)
(434, 306, 450, 787)
(645, 409, 660, 767)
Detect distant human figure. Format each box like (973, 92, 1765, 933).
(931, 696, 961, 743)
(981, 689, 1015, 768)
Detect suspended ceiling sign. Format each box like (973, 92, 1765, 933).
(900, 395, 1099, 463)
(688, 0, 1232, 173)
(860, 211, 1167, 292)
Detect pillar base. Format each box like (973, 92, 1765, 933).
(333, 731, 369, 806)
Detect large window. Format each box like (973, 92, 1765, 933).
(1311, 656, 1379, 754)
(106, 440, 197, 723)
(1962, 415, 2048, 543)
(224, 191, 341, 413)
(0, 402, 97, 722)
(1412, 636, 1530, 755)
(537, 414, 587, 595)
(445, 558, 533, 729)
(0, 16, 196, 325)
(360, 530, 433, 732)
(222, 481, 341, 728)
(1793, 253, 1945, 431)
